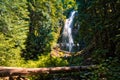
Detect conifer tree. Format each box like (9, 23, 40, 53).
(22, 0, 65, 60)
(0, 0, 29, 66)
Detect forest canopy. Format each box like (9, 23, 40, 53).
(0, 0, 120, 80)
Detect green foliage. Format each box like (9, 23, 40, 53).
(77, 0, 120, 56)
(24, 54, 68, 68)
(92, 49, 108, 63)
(0, 0, 119, 79)
(22, 54, 68, 80)
(62, 0, 77, 18)
(76, 0, 120, 79)
(0, 0, 29, 66)
(62, 0, 76, 9)
(0, 0, 69, 67)
(22, 0, 65, 60)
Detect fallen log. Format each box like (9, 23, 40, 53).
(0, 65, 98, 77)
(74, 42, 95, 56)
(51, 43, 95, 58)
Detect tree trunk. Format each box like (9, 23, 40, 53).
(0, 65, 98, 77)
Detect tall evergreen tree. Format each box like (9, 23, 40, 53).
(22, 0, 65, 60)
(0, 0, 29, 66)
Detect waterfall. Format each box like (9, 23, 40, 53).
(61, 10, 77, 52)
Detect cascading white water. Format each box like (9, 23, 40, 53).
(62, 10, 77, 52)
